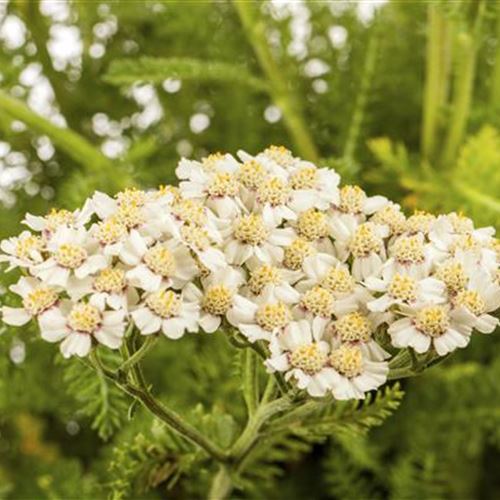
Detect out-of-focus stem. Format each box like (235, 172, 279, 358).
(343, 24, 380, 162)
(234, 2, 319, 163)
(490, 8, 500, 108)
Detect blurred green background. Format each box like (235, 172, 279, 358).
(0, 1, 499, 498)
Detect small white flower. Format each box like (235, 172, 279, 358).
(0, 230, 45, 271)
(2, 277, 59, 326)
(266, 318, 332, 397)
(131, 288, 199, 339)
(388, 304, 476, 356)
(335, 185, 388, 218)
(183, 267, 246, 333)
(32, 226, 108, 289)
(23, 204, 92, 237)
(38, 298, 126, 358)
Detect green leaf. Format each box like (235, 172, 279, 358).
(103, 57, 268, 92)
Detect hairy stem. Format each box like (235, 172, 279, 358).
(234, 1, 319, 162)
(119, 335, 158, 374)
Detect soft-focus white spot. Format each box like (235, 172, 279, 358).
(102, 138, 127, 159)
(176, 139, 193, 157)
(24, 181, 40, 196)
(357, 0, 388, 25)
(304, 58, 330, 78)
(19, 63, 42, 87)
(0, 142, 11, 157)
(41, 185, 55, 200)
(312, 79, 328, 94)
(162, 78, 182, 93)
(36, 136, 55, 161)
(11, 121, 27, 132)
(40, 0, 71, 22)
(47, 24, 83, 71)
(66, 420, 80, 435)
(264, 105, 282, 123)
(0, 16, 26, 50)
(89, 43, 105, 59)
(10, 340, 25, 365)
(190, 113, 210, 134)
(328, 26, 348, 49)
(132, 84, 155, 105)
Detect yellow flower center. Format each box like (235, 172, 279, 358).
(207, 172, 240, 198)
(146, 290, 181, 318)
(296, 209, 330, 241)
(234, 214, 269, 246)
(371, 206, 406, 235)
(15, 235, 44, 259)
(255, 302, 291, 331)
(144, 244, 176, 278)
(55, 243, 87, 269)
(435, 262, 467, 293)
(349, 224, 382, 258)
(339, 185, 366, 214)
(322, 267, 355, 294)
(283, 238, 316, 270)
(300, 286, 335, 317)
(405, 211, 436, 234)
(46, 208, 75, 232)
(290, 167, 318, 190)
(156, 185, 181, 203)
(202, 285, 233, 316)
(290, 344, 327, 375)
(455, 290, 485, 316)
(415, 306, 449, 337)
(181, 225, 210, 251)
(452, 234, 480, 253)
(172, 198, 206, 226)
(248, 265, 282, 295)
(96, 217, 127, 245)
(201, 152, 225, 172)
(448, 212, 473, 234)
(264, 145, 294, 166)
(334, 311, 372, 342)
(329, 345, 363, 378)
(238, 161, 267, 190)
(68, 303, 101, 333)
(257, 177, 291, 206)
(116, 203, 144, 229)
(94, 268, 126, 293)
(23, 288, 58, 316)
(388, 274, 417, 302)
(392, 235, 425, 264)
(115, 187, 146, 207)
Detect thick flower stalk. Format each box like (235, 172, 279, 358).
(1, 145, 499, 402)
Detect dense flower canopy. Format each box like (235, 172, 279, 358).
(1, 146, 499, 400)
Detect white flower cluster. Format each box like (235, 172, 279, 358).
(1, 146, 499, 400)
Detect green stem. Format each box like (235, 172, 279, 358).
(234, 1, 319, 162)
(119, 335, 158, 374)
(440, 1, 485, 167)
(343, 23, 380, 161)
(241, 349, 259, 416)
(490, 8, 500, 108)
(89, 351, 229, 463)
(208, 465, 233, 500)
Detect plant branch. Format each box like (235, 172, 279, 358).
(234, 1, 319, 162)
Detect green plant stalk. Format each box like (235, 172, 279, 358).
(119, 335, 158, 374)
(208, 465, 233, 500)
(234, 1, 319, 162)
(242, 349, 259, 416)
(343, 24, 380, 161)
(89, 351, 229, 463)
(440, 2, 485, 167)
(422, 5, 450, 160)
(490, 8, 500, 108)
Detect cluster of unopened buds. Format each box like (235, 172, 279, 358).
(1, 146, 499, 400)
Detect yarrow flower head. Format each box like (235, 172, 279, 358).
(0, 146, 498, 402)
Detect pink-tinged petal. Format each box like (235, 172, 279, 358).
(2, 306, 31, 326)
(39, 308, 69, 342)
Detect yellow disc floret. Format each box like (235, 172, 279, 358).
(300, 286, 335, 317)
(329, 344, 363, 378)
(255, 302, 291, 331)
(257, 177, 291, 206)
(144, 244, 176, 278)
(55, 243, 87, 269)
(94, 268, 126, 293)
(388, 274, 417, 302)
(46, 208, 75, 232)
(146, 290, 181, 318)
(15, 234, 45, 259)
(349, 224, 382, 258)
(96, 217, 127, 245)
(68, 303, 101, 333)
(405, 211, 436, 234)
(238, 161, 267, 190)
(234, 214, 269, 246)
(290, 344, 327, 374)
(339, 185, 366, 214)
(172, 198, 206, 226)
(297, 209, 330, 241)
(290, 167, 318, 190)
(435, 261, 467, 294)
(414, 306, 449, 337)
(455, 290, 486, 316)
(283, 238, 316, 270)
(372, 205, 406, 235)
(202, 285, 233, 316)
(264, 145, 294, 166)
(115, 187, 146, 207)
(23, 288, 58, 316)
(322, 267, 355, 294)
(334, 311, 372, 342)
(207, 172, 240, 198)
(181, 225, 210, 251)
(392, 235, 425, 264)
(248, 265, 282, 295)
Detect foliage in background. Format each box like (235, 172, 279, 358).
(0, 0, 499, 498)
